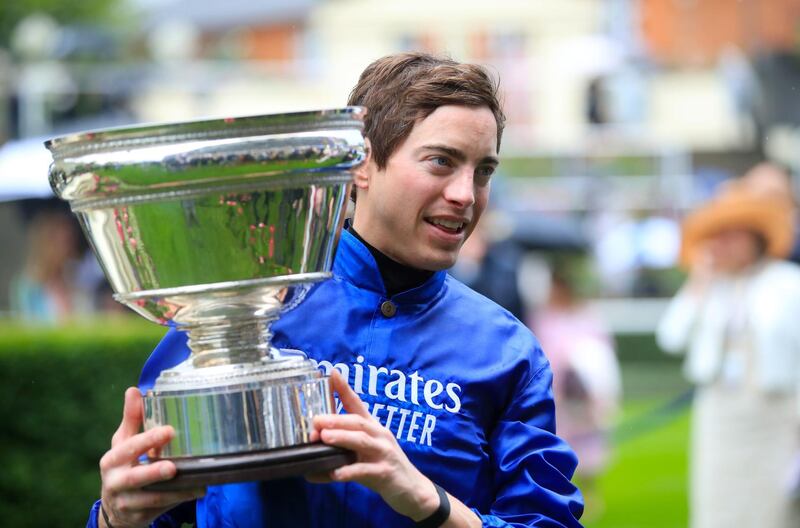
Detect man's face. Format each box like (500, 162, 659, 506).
(352, 105, 499, 271)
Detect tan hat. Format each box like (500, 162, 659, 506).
(679, 180, 795, 268)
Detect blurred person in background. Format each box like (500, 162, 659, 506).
(740, 161, 800, 263)
(10, 209, 92, 322)
(656, 179, 800, 528)
(450, 211, 525, 321)
(529, 260, 621, 520)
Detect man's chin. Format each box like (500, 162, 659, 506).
(415, 251, 459, 272)
(391, 243, 460, 271)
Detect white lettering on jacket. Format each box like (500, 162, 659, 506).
(312, 357, 461, 447)
(314, 358, 462, 414)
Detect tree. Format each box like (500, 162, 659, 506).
(0, 0, 126, 50)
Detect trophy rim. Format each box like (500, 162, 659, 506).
(44, 106, 367, 156)
(113, 271, 331, 302)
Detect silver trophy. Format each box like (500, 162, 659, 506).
(46, 108, 366, 489)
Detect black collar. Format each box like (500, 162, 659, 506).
(347, 226, 434, 298)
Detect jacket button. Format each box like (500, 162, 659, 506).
(380, 300, 397, 318)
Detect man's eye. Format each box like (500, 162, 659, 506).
(475, 166, 495, 182)
(431, 156, 450, 167)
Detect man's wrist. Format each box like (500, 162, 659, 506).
(409, 478, 441, 522)
(415, 483, 451, 528)
(99, 500, 114, 528)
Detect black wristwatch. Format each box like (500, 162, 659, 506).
(416, 483, 451, 528)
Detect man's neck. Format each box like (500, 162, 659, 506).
(348, 226, 434, 297)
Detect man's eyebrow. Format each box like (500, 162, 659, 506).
(418, 144, 499, 165)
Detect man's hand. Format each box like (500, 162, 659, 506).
(309, 371, 439, 521)
(98, 387, 204, 528)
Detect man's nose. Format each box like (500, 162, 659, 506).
(443, 169, 476, 207)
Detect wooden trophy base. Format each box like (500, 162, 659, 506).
(144, 444, 356, 491)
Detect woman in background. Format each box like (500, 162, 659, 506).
(530, 262, 621, 518)
(657, 178, 800, 528)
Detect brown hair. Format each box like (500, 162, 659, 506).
(348, 52, 505, 170)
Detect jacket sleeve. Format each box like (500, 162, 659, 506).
(474, 364, 584, 527)
(87, 499, 196, 528)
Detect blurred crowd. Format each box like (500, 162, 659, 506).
(8, 205, 121, 322)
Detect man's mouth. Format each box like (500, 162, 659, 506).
(425, 217, 468, 234)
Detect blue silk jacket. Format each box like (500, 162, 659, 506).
(89, 230, 584, 527)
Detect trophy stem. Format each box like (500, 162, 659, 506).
(186, 317, 277, 367)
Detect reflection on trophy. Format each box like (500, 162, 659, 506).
(46, 108, 366, 489)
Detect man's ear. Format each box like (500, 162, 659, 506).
(352, 138, 373, 192)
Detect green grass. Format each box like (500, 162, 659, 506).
(584, 402, 690, 528)
(583, 361, 692, 528)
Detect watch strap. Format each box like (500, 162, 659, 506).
(415, 483, 451, 528)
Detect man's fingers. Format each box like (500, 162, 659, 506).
(307, 462, 382, 484)
(113, 387, 144, 447)
(329, 370, 370, 418)
(309, 428, 320, 443)
(313, 414, 382, 436)
(319, 428, 382, 456)
(101, 427, 175, 471)
(104, 460, 177, 492)
(328, 462, 376, 482)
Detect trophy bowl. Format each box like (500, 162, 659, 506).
(46, 108, 366, 489)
